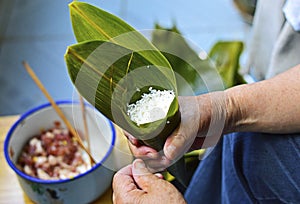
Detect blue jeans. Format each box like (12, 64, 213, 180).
(184, 132, 300, 203)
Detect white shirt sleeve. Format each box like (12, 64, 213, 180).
(283, 0, 300, 31)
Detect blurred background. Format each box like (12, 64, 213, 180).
(0, 0, 255, 116)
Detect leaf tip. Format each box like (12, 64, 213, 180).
(68, 1, 83, 10)
(64, 46, 71, 55)
(64, 46, 74, 62)
(68, 1, 77, 8)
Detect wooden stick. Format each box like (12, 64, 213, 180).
(79, 94, 92, 164)
(22, 61, 96, 165)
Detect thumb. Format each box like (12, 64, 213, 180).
(164, 133, 188, 161)
(132, 159, 159, 190)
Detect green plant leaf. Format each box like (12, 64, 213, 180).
(70, 1, 135, 42)
(69, 1, 176, 89)
(152, 25, 246, 94)
(65, 38, 188, 186)
(152, 24, 226, 95)
(65, 40, 179, 141)
(208, 41, 245, 88)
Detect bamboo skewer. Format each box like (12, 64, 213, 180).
(79, 94, 92, 164)
(79, 95, 91, 150)
(22, 61, 96, 165)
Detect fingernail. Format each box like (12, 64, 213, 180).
(146, 152, 157, 159)
(134, 159, 145, 169)
(133, 159, 148, 176)
(154, 173, 163, 179)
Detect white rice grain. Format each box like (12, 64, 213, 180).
(127, 88, 175, 126)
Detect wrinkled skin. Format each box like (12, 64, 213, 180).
(113, 65, 300, 203)
(112, 94, 225, 203)
(125, 93, 226, 172)
(112, 159, 186, 204)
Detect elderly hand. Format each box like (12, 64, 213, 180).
(125, 93, 227, 171)
(112, 159, 186, 204)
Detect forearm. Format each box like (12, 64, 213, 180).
(225, 64, 300, 134)
(167, 65, 299, 153)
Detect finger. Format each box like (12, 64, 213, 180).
(124, 131, 160, 159)
(113, 190, 145, 204)
(128, 141, 160, 159)
(119, 163, 132, 172)
(132, 159, 159, 191)
(125, 132, 141, 146)
(113, 164, 148, 204)
(113, 164, 137, 194)
(163, 131, 190, 161)
(112, 192, 115, 203)
(144, 156, 171, 172)
(154, 173, 164, 179)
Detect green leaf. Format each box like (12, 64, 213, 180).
(208, 41, 245, 88)
(69, 1, 176, 89)
(65, 39, 187, 185)
(152, 24, 226, 95)
(65, 40, 179, 142)
(70, 1, 135, 42)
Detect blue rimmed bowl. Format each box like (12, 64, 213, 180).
(4, 101, 116, 204)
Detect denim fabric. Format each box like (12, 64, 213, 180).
(184, 132, 300, 204)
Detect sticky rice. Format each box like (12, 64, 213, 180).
(127, 87, 175, 126)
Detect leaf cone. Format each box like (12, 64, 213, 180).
(65, 2, 189, 187)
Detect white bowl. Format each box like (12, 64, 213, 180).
(4, 101, 116, 204)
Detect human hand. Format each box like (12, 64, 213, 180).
(125, 93, 226, 170)
(112, 159, 186, 204)
(163, 93, 226, 160)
